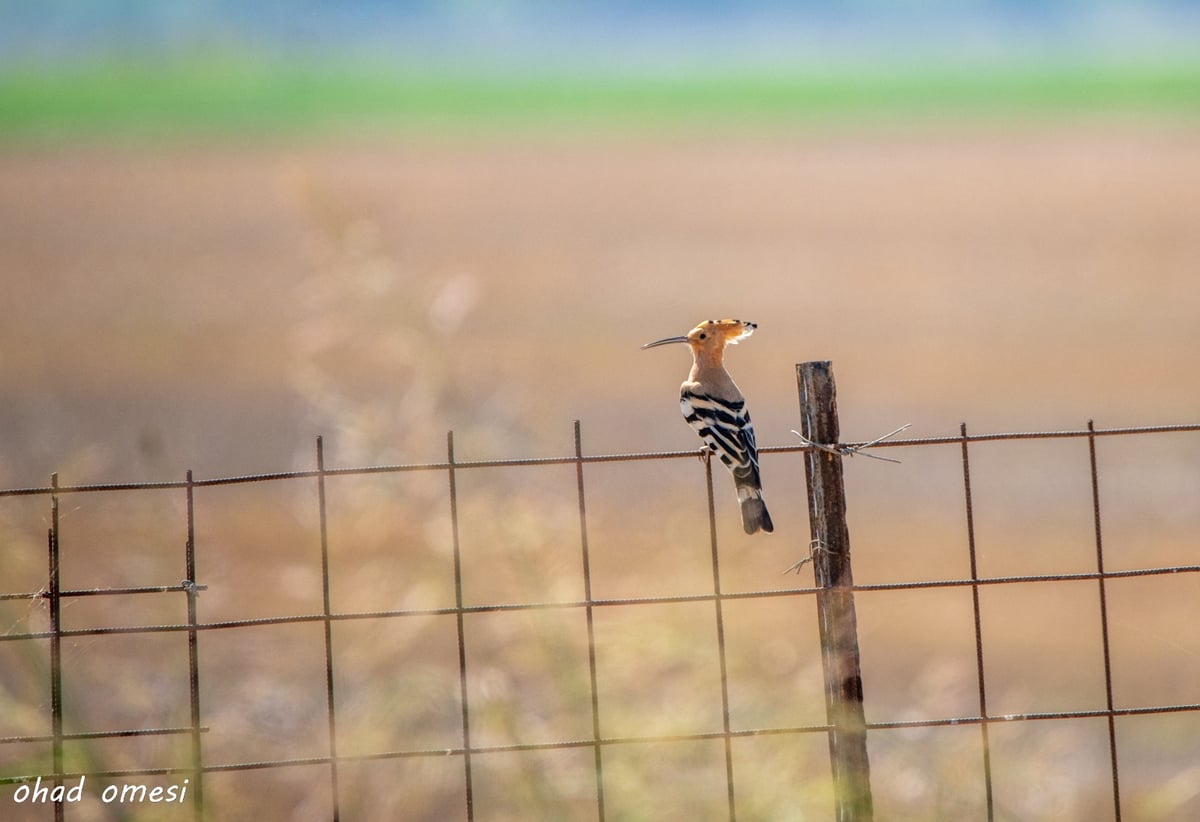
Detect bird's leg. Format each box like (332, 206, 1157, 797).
(783, 538, 833, 575)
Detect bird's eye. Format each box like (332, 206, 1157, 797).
(698, 333, 707, 339)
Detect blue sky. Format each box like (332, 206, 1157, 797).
(2, 1, 1198, 71)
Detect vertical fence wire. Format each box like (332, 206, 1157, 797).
(959, 423, 993, 821)
(48, 473, 64, 822)
(1087, 421, 1123, 821)
(573, 421, 607, 821)
(447, 431, 475, 820)
(184, 469, 205, 820)
(702, 451, 738, 821)
(316, 437, 342, 822)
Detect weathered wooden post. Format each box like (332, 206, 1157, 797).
(797, 361, 873, 821)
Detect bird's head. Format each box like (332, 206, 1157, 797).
(641, 319, 758, 357)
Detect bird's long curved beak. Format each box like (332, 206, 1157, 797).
(640, 335, 689, 350)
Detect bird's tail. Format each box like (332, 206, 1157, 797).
(736, 482, 774, 535)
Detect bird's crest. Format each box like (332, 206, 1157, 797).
(694, 318, 757, 346)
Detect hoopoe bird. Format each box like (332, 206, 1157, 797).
(642, 319, 774, 534)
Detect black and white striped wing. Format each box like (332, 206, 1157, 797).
(679, 390, 762, 486)
(681, 388, 773, 534)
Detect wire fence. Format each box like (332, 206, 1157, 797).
(2, 364, 1200, 821)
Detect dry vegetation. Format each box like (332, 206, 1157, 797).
(2, 123, 1200, 820)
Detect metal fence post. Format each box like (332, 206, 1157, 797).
(796, 362, 873, 821)
(315, 437, 342, 822)
(48, 473, 64, 822)
(183, 470, 205, 820)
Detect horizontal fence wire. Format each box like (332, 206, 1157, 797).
(4, 422, 1199, 499)
(5, 566, 1200, 644)
(0, 727, 209, 745)
(2, 420, 1199, 819)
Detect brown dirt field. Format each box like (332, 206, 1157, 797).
(2, 124, 1199, 820)
(2, 125, 1199, 478)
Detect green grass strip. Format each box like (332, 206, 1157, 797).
(2, 57, 1199, 142)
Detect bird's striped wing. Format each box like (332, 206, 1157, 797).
(680, 390, 762, 485)
(681, 388, 773, 534)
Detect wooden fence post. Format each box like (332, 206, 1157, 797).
(797, 361, 873, 821)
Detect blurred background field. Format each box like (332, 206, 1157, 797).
(2, 2, 1200, 820)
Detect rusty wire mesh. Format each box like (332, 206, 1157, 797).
(2, 420, 1199, 821)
